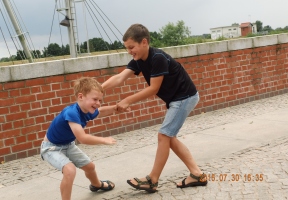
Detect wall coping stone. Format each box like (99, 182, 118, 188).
(1, 33, 287, 83)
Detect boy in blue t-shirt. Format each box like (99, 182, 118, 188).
(41, 77, 125, 199)
(102, 24, 207, 193)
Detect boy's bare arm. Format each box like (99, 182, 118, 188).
(69, 122, 116, 145)
(97, 105, 117, 118)
(117, 75, 163, 111)
(102, 69, 134, 90)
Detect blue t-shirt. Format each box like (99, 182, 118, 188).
(46, 103, 99, 145)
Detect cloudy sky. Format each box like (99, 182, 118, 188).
(1, 0, 288, 58)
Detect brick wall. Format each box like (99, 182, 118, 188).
(0, 41, 288, 163)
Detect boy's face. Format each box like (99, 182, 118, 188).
(124, 38, 149, 61)
(77, 89, 103, 114)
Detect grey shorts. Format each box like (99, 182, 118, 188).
(159, 92, 199, 137)
(40, 141, 91, 171)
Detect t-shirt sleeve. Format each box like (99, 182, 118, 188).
(64, 109, 81, 124)
(151, 54, 169, 77)
(127, 59, 141, 75)
(90, 109, 99, 119)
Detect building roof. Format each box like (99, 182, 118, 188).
(240, 22, 253, 28)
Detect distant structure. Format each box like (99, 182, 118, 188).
(210, 22, 257, 40)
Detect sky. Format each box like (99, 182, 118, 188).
(1, 0, 288, 58)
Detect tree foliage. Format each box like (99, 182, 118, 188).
(255, 20, 263, 32)
(159, 20, 191, 46)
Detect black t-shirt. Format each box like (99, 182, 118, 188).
(127, 47, 197, 108)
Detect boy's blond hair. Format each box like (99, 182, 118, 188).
(123, 24, 150, 44)
(73, 77, 103, 96)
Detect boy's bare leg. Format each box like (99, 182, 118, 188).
(61, 163, 76, 200)
(170, 137, 206, 186)
(128, 133, 171, 189)
(81, 162, 114, 188)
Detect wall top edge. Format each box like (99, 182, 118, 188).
(1, 33, 287, 83)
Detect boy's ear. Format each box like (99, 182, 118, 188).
(77, 93, 83, 100)
(142, 38, 148, 45)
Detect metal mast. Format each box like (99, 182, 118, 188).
(2, 0, 33, 63)
(64, 0, 77, 58)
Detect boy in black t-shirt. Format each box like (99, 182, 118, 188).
(102, 24, 207, 193)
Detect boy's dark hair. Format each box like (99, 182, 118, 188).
(123, 24, 150, 44)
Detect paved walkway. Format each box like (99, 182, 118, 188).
(1, 93, 288, 200)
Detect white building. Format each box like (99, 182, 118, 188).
(210, 23, 257, 40)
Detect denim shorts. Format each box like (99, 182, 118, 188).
(40, 141, 91, 171)
(159, 92, 199, 137)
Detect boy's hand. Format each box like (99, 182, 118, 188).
(117, 99, 130, 112)
(103, 137, 117, 145)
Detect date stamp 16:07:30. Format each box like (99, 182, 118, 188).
(205, 173, 264, 182)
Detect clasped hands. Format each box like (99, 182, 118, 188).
(115, 99, 131, 112)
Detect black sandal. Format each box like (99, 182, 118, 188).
(177, 173, 207, 188)
(127, 175, 158, 193)
(89, 180, 115, 192)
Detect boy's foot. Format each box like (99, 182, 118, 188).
(90, 180, 115, 192)
(127, 175, 158, 193)
(177, 173, 207, 188)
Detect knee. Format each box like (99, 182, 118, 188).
(83, 162, 95, 173)
(62, 163, 76, 179)
(157, 133, 171, 143)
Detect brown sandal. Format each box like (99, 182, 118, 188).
(127, 175, 158, 193)
(177, 173, 207, 188)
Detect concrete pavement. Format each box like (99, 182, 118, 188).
(1, 93, 288, 200)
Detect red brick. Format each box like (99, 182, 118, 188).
(65, 73, 82, 81)
(2, 122, 12, 131)
(4, 81, 25, 90)
(83, 70, 101, 77)
(16, 136, 26, 144)
(0, 91, 9, 98)
(0, 107, 9, 115)
(15, 95, 36, 104)
(35, 116, 45, 123)
(21, 125, 41, 135)
(0, 147, 11, 155)
(0, 129, 21, 139)
(26, 78, 45, 87)
(61, 82, 71, 89)
(20, 103, 31, 111)
(9, 105, 20, 113)
(52, 83, 61, 90)
(13, 120, 24, 128)
(24, 118, 35, 126)
(56, 89, 74, 97)
(0, 98, 15, 107)
(27, 133, 37, 141)
(41, 85, 51, 92)
(20, 88, 31, 95)
(28, 108, 47, 117)
(49, 105, 66, 113)
(45, 76, 65, 84)
(5, 138, 15, 146)
(31, 86, 41, 94)
(6, 112, 27, 122)
(36, 92, 56, 100)
(11, 142, 33, 153)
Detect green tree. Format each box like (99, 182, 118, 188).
(159, 20, 191, 46)
(89, 38, 110, 51)
(47, 43, 62, 56)
(15, 50, 25, 60)
(255, 20, 263, 32)
(150, 31, 163, 48)
(110, 40, 124, 50)
(262, 25, 273, 32)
